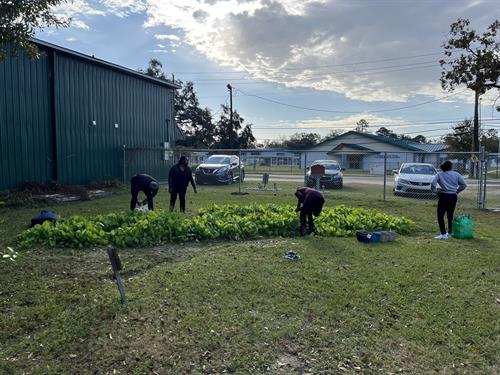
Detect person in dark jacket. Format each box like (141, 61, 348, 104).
(431, 160, 467, 239)
(295, 187, 325, 236)
(130, 174, 159, 211)
(169, 156, 197, 213)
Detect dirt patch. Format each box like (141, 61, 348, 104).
(0, 180, 120, 208)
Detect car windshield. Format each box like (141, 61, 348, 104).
(400, 165, 436, 175)
(322, 163, 340, 170)
(205, 156, 231, 164)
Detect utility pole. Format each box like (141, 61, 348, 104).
(227, 84, 233, 149)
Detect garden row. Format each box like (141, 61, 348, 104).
(19, 204, 415, 248)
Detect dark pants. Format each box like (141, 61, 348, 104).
(300, 209, 315, 230)
(170, 189, 187, 212)
(437, 192, 457, 234)
(130, 188, 154, 210)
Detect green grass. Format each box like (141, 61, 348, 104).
(1, 182, 499, 374)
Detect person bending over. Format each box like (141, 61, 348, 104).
(431, 160, 467, 240)
(130, 174, 159, 211)
(295, 187, 325, 236)
(168, 156, 197, 213)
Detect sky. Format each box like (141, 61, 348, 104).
(38, 0, 500, 142)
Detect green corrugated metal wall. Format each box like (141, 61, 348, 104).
(0, 46, 178, 190)
(0, 52, 54, 190)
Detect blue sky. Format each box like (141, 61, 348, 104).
(38, 0, 500, 142)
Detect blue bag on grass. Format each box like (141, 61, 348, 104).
(31, 210, 57, 227)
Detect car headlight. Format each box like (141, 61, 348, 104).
(398, 179, 410, 185)
(216, 166, 229, 174)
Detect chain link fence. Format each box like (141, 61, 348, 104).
(123, 146, 496, 211)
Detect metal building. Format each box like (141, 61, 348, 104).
(0, 39, 181, 190)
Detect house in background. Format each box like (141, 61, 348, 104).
(301, 131, 449, 174)
(0, 39, 182, 190)
(241, 149, 301, 168)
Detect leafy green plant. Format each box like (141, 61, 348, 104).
(19, 204, 415, 249)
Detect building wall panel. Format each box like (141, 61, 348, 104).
(54, 53, 174, 185)
(0, 52, 53, 190)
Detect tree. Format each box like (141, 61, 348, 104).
(355, 119, 369, 133)
(375, 127, 427, 143)
(175, 81, 216, 147)
(443, 119, 499, 152)
(0, 0, 68, 61)
(284, 133, 321, 149)
(213, 105, 255, 149)
(440, 18, 500, 152)
(323, 130, 342, 141)
(140, 58, 167, 80)
(376, 127, 398, 139)
(139, 60, 216, 147)
(409, 135, 428, 144)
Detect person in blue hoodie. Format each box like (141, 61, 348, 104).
(431, 160, 467, 239)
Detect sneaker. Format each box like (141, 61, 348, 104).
(434, 234, 449, 240)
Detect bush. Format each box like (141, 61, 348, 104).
(19, 204, 415, 249)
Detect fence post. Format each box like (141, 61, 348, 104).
(383, 152, 387, 202)
(303, 151, 308, 185)
(483, 152, 488, 208)
(122, 145, 126, 184)
(478, 146, 485, 209)
(238, 149, 242, 194)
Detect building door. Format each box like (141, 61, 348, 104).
(348, 154, 361, 169)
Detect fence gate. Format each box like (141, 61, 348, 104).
(483, 153, 500, 211)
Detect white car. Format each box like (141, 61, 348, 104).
(393, 163, 437, 197)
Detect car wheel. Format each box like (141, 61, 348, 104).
(336, 180, 343, 189)
(227, 172, 233, 184)
(240, 170, 245, 182)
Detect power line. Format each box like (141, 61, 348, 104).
(251, 119, 500, 130)
(180, 60, 442, 80)
(187, 63, 442, 85)
(234, 87, 467, 114)
(171, 52, 443, 74)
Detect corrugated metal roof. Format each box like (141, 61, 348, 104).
(408, 143, 449, 152)
(32, 39, 181, 90)
(312, 131, 448, 153)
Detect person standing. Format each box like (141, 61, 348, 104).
(295, 187, 325, 236)
(168, 156, 197, 213)
(431, 160, 467, 239)
(130, 174, 159, 211)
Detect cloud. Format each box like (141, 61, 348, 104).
(134, 0, 498, 102)
(289, 114, 409, 131)
(103, 0, 146, 17)
(154, 34, 180, 42)
(53, 0, 106, 29)
(64, 0, 499, 104)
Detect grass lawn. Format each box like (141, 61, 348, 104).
(0, 182, 499, 374)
